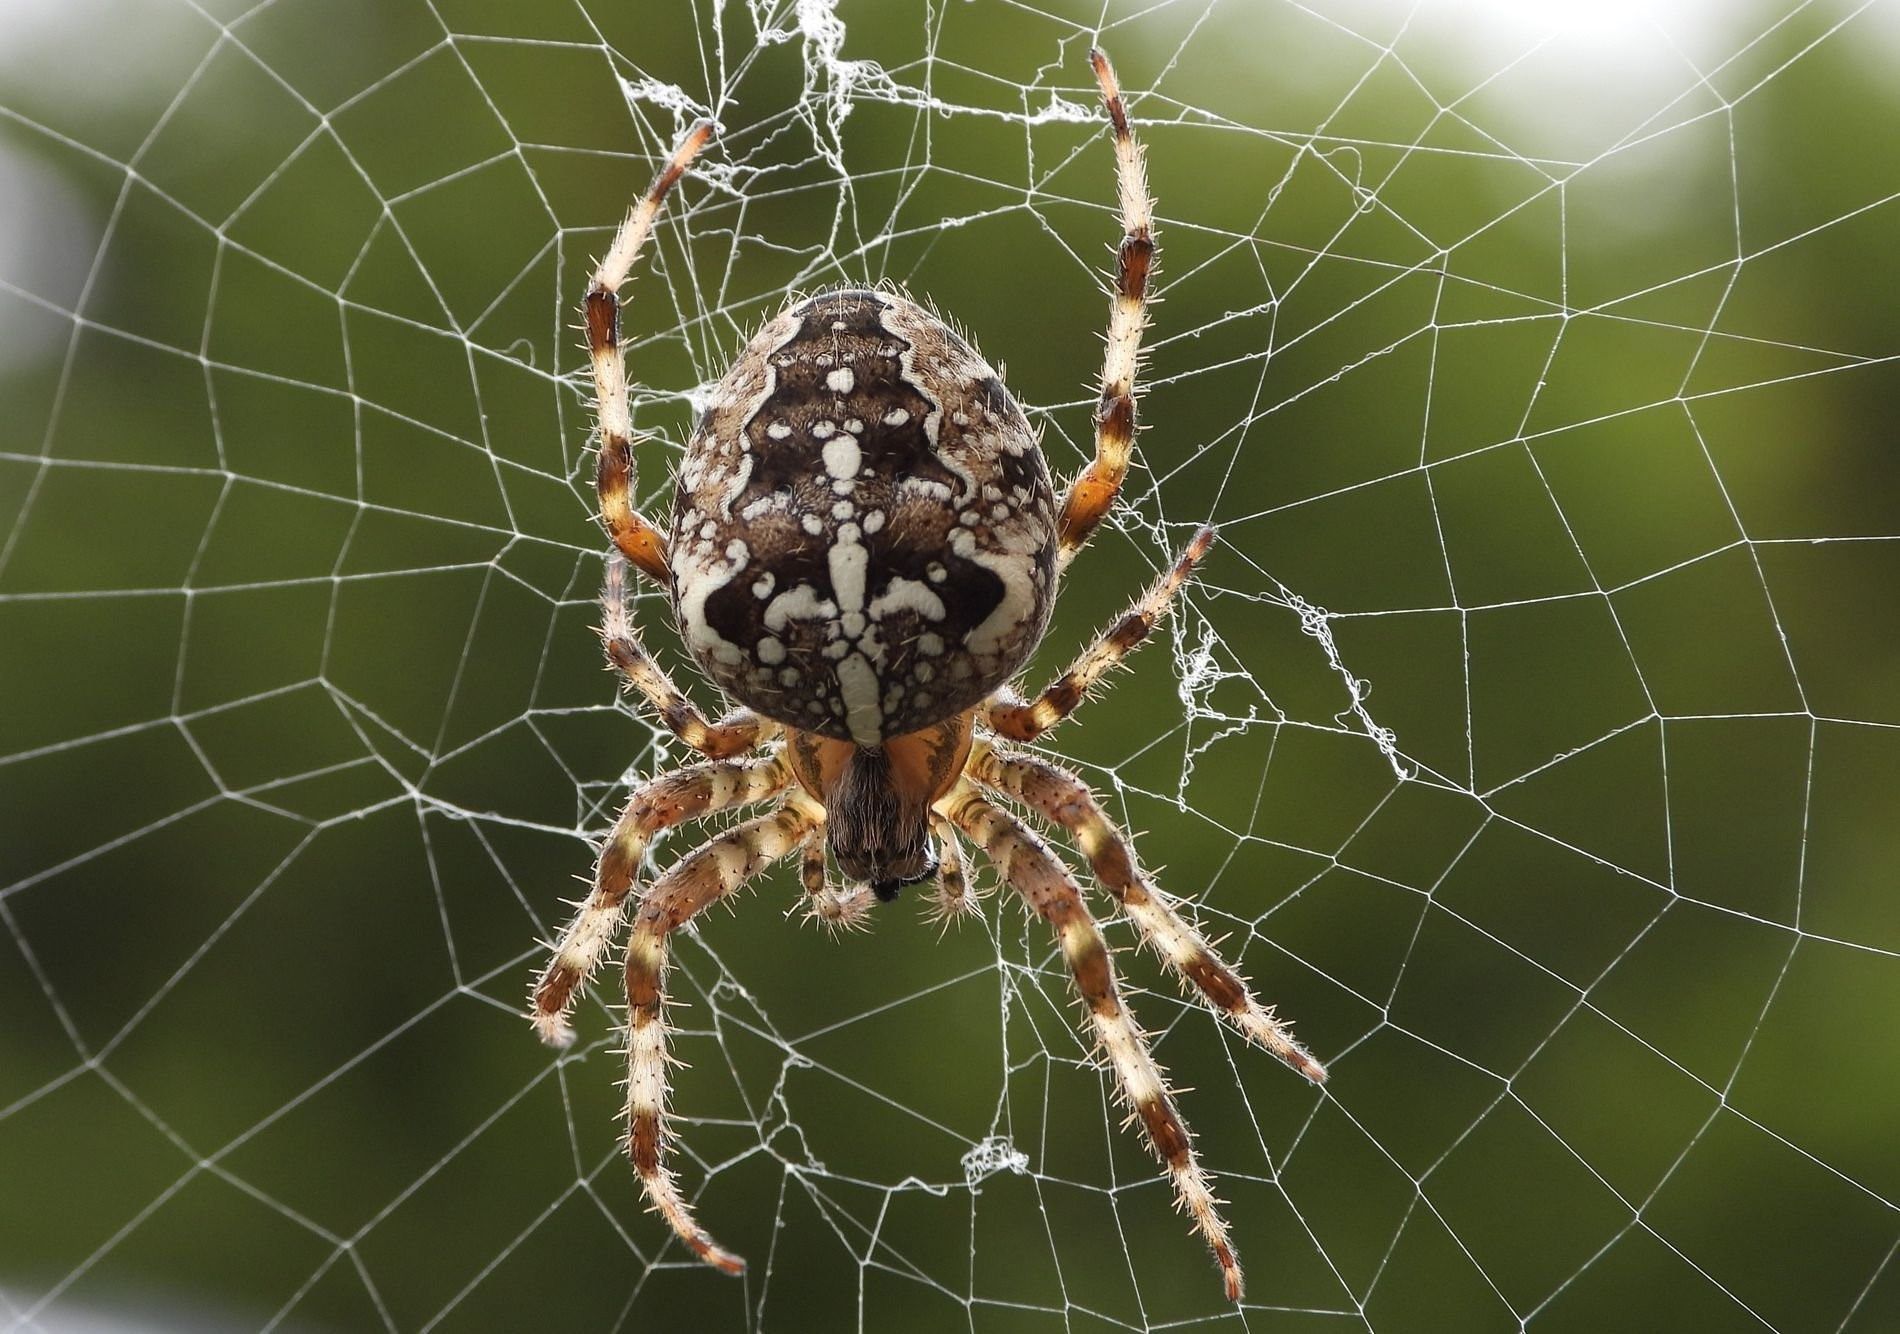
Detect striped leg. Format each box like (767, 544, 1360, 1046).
(530, 751, 790, 1047)
(986, 527, 1212, 743)
(600, 555, 775, 759)
(971, 746, 1327, 1085)
(587, 119, 714, 584)
(940, 782, 1245, 1302)
(625, 801, 817, 1275)
(1057, 48, 1156, 568)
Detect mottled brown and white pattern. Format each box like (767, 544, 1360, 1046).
(530, 749, 791, 1048)
(532, 48, 1329, 1304)
(670, 288, 1057, 748)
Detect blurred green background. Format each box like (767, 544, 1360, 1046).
(3, 0, 1898, 1330)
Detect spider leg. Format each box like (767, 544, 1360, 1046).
(600, 554, 776, 758)
(587, 119, 714, 585)
(1057, 48, 1156, 569)
(625, 799, 818, 1275)
(971, 744, 1327, 1084)
(940, 781, 1246, 1302)
(530, 751, 791, 1047)
(985, 527, 1211, 742)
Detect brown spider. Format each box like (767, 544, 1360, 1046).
(529, 49, 1326, 1302)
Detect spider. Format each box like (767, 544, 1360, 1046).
(528, 49, 1326, 1303)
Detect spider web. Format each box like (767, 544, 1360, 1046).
(3, 0, 1899, 1329)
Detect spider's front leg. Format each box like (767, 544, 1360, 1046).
(971, 744, 1327, 1084)
(625, 799, 818, 1274)
(530, 750, 791, 1047)
(587, 119, 713, 585)
(940, 782, 1246, 1302)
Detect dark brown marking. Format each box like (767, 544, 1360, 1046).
(1118, 233, 1155, 294)
(651, 120, 715, 201)
(584, 285, 619, 349)
(1137, 1095, 1193, 1166)
(533, 969, 580, 1020)
(800, 838, 827, 896)
(1182, 953, 1248, 1015)
(671, 288, 1056, 742)
(1089, 48, 1128, 135)
(629, 1106, 663, 1174)
(624, 943, 662, 1011)
(1066, 930, 1117, 1015)
(1094, 388, 1135, 440)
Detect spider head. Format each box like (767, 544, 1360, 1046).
(788, 713, 974, 899)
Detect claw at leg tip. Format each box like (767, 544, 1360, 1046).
(532, 1013, 577, 1050)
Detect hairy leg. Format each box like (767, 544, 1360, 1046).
(587, 120, 714, 583)
(940, 782, 1246, 1302)
(986, 527, 1212, 742)
(1057, 48, 1157, 567)
(530, 751, 790, 1046)
(972, 745, 1326, 1084)
(599, 555, 775, 758)
(624, 801, 816, 1274)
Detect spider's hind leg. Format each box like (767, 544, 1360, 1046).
(986, 526, 1212, 743)
(599, 555, 774, 759)
(1057, 47, 1157, 568)
(587, 119, 713, 584)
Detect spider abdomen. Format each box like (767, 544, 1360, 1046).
(671, 288, 1056, 744)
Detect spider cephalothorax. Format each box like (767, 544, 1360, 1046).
(531, 49, 1326, 1303)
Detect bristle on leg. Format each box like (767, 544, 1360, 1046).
(618, 802, 815, 1274)
(942, 782, 1246, 1301)
(530, 753, 791, 1046)
(971, 744, 1328, 1087)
